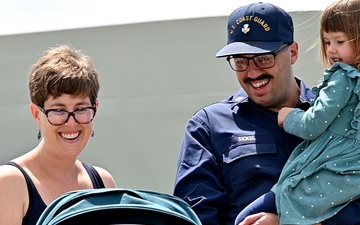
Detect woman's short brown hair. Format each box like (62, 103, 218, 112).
(28, 45, 100, 107)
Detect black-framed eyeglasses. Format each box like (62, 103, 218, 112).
(37, 105, 97, 126)
(226, 44, 291, 72)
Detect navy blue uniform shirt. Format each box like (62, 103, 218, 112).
(174, 78, 314, 225)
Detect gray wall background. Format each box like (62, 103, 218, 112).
(0, 11, 323, 194)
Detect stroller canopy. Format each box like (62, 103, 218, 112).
(36, 188, 202, 225)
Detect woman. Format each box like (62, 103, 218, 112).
(0, 44, 116, 225)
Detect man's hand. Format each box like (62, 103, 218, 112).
(238, 212, 279, 225)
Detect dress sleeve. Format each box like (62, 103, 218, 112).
(283, 64, 357, 140)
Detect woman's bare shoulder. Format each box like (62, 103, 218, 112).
(0, 163, 29, 191)
(0, 164, 28, 224)
(0, 163, 24, 179)
(92, 165, 117, 188)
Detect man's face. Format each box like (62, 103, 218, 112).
(235, 43, 299, 110)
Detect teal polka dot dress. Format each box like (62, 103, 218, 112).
(272, 62, 360, 224)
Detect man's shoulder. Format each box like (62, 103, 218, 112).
(192, 89, 249, 117)
(195, 97, 238, 113)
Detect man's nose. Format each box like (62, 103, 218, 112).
(247, 60, 263, 77)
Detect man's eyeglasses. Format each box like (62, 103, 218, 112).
(226, 44, 291, 72)
(37, 105, 97, 126)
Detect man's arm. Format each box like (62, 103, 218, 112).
(174, 113, 226, 225)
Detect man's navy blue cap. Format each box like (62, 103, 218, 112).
(216, 2, 294, 58)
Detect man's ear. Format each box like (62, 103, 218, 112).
(290, 42, 299, 65)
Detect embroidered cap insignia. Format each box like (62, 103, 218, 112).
(242, 24, 250, 34)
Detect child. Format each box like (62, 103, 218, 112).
(235, 0, 360, 224)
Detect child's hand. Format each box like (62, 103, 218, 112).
(238, 212, 279, 225)
(278, 107, 294, 127)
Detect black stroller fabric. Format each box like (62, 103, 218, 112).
(36, 188, 202, 225)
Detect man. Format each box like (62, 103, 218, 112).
(173, 3, 313, 225)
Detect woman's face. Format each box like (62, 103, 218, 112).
(33, 94, 97, 159)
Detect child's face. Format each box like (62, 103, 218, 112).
(322, 31, 357, 65)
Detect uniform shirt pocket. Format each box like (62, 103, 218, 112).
(221, 134, 277, 164)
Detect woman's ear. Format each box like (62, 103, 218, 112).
(30, 103, 41, 127)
